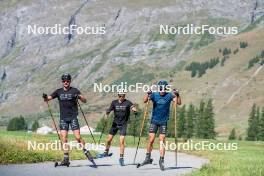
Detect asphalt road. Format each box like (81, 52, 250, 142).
(0, 147, 209, 176)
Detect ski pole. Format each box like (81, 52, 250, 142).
(133, 113, 137, 145)
(98, 114, 108, 144)
(46, 101, 62, 146)
(174, 99, 178, 167)
(77, 101, 97, 144)
(133, 99, 150, 164)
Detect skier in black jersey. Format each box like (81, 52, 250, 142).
(43, 73, 96, 167)
(100, 89, 137, 166)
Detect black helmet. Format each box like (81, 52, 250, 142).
(61, 73, 71, 81)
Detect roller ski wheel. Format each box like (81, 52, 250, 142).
(136, 158, 153, 168)
(54, 161, 70, 167)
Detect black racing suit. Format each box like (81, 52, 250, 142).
(51, 87, 81, 131)
(107, 99, 133, 136)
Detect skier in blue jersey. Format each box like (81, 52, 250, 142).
(141, 80, 181, 170)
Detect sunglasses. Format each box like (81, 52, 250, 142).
(118, 95, 125, 98)
(62, 80, 70, 83)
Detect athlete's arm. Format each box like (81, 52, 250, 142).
(106, 101, 114, 115)
(42, 93, 53, 102)
(143, 90, 152, 103)
(131, 104, 137, 112)
(43, 89, 59, 102)
(143, 94, 149, 103)
(173, 96, 182, 105)
(78, 95, 87, 103)
(172, 89, 181, 105)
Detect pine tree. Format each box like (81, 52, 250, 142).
(261, 50, 264, 58)
(256, 107, 260, 140)
(186, 104, 195, 138)
(177, 105, 186, 138)
(7, 116, 27, 131)
(95, 116, 107, 132)
(191, 69, 197, 77)
(167, 109, 175, 137)
(31, 120, 39, 131)
(127, 108, 143, 137)
(247, 104, 259, 141)
(203, 99, 216, 139)
(228, 128, 236, 140)
(258, 107, 264, 141)
(196, 100, 205, 138)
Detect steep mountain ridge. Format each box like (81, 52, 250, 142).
(0, 0, 263, 134)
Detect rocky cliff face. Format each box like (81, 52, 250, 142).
(0, 0, 263, 119)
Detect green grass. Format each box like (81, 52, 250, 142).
(0, 131, 97, 164)
(1, 131, 263, 176)
(188, 140, 264, 176)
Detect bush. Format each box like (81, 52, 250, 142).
(248, 57, 260, 69)
(222, 48, 231, 56)
(7, 116, 27, 131)
(221, 56, 229, 66)
(228, 128, 236, 140)
(31, 120, 40, 131)
(260, 59, 264, 65)
(261, 50, 264, 58)
(240, 41, 248, 49)
(233, 48, 239, 55)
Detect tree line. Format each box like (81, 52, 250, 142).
(185, 41, 250, 78)
(185, 58, 220, 78)
(246, 104, 264, 141)
(248, 50, 264, 69)
(7, 115, 39, 131)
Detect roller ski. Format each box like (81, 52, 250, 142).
(136, 156, 153, 168)
(96, 152, 113, 158)
(54, 158, 70, 167)
(84, 150, 97, 168)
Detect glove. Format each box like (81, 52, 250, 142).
(74, 94, 80, 100)
(147, 90, 152, 95)
(134, 111, 138, 116)
(42, 93, 48, 100)
(173, 89, 180, 97)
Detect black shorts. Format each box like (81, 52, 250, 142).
(60, 118, 80, 131)
(149, 123, 167, 135)
(109, 123, 127, 136)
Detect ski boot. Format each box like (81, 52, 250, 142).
(84, 150, 97, 168)
(136, 154, 153, 168)
(119, 157, 125, 166)
(159, 157, 165, 171)
(96, 151, 113, 158)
